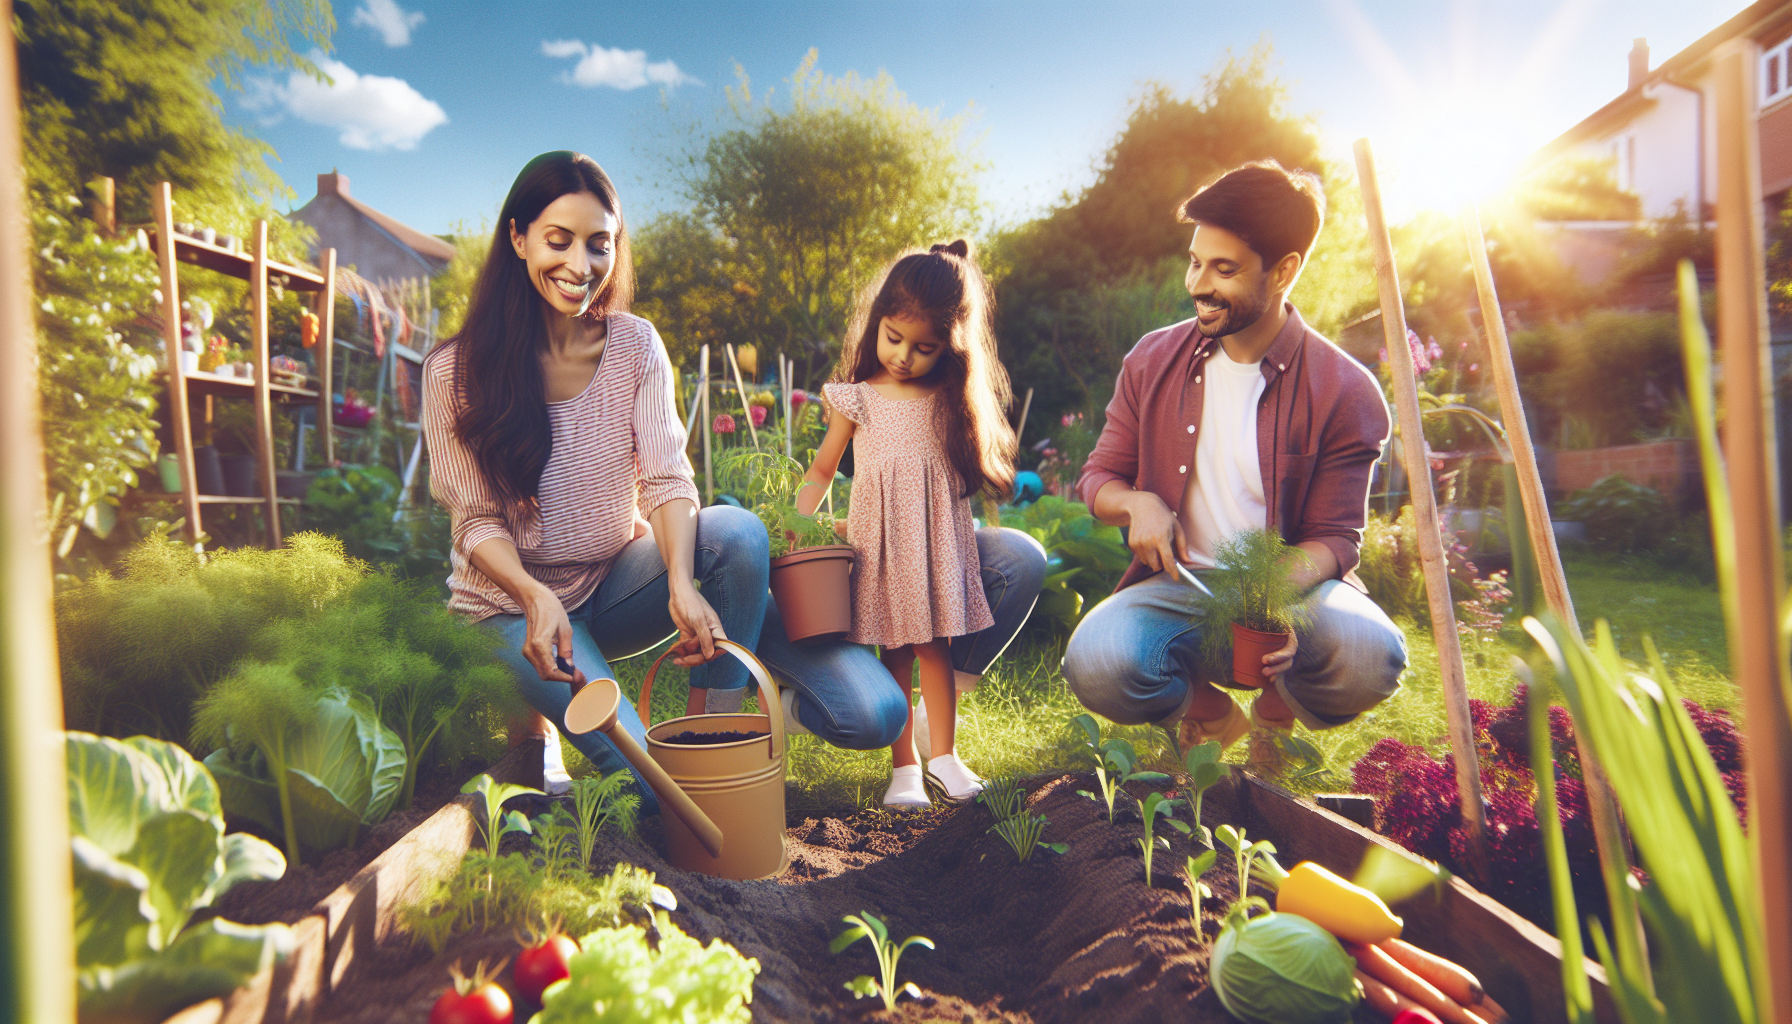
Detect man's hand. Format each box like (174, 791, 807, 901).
(1119, 489, 1192, 574)
(1261, 630, 1298, 680)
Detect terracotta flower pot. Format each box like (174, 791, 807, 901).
(769, 544, 855, 645)
(1231, 621, 1291, 689)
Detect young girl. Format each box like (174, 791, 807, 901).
(797, 241, 1017, 808)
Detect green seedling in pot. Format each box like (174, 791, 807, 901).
(1136, 791, 1192, 887)
(831, 911, 934, 1012)
(988, 810, 1067, 863)
(1186, 849, 1218, 944)
(1184, 740, 1225, 847)
(462, 773, 541, 862)
(976, 776, 1027, 821)
(1071, 713, 1170, 823)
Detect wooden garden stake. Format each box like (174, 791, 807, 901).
(1353, 138, 1490, 879)
(0, 3, 77, 1016)
(1713, 40, 1792, 1022)
(782, 353, 793, 459)
(700, 344, 712, 504)
(1463, 202, 1648, 986)
(250, 220, 282, 547)
(1015, 386, 1034, 448)
(726, 342, 758, 448)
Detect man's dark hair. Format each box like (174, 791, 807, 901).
(1178, 160, 1326, 272)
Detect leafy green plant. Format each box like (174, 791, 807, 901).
(975, 776, 1027, 821)
(533, 911, 759, 1023)
(1215, 824, 1278, 913)
(1197, 528, 1310, 669)
(988, 811, 1066, 863)
(1003, 496, 1132, 630)
(713, 448, 840, 557)
(56, 533, 365, 741)
(571, 770, 640, 870)
(530, 805, 579, 879)
(463, 773, 542, 862)
(197, 678, 407, 865)
(830, 911, 934, 1012)
(402, 858, 664, 956)
(298, 465, 404, 563)
(1185, 849, 1218, 942)
(1070, 713, 1170, 822)
(1184, 741, 1225, 847)
(1557, 474, 1670, 553)
(1136, 791, 1192, 887)
(66, 732, 291, 1022)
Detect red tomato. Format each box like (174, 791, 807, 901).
(514, 934, 579, 1003)
(428, 984, 513, 1024)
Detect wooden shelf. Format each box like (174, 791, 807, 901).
(148, 230, 327, 291)
(170, 369, 319, 399)
(197, 495, 302, 506)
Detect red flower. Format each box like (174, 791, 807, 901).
(749, 405, 767, 427)
(791, 390, 808, 406)
(712, 413, 736, 434)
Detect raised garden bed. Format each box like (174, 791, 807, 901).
(166, 757, 1615, 1024)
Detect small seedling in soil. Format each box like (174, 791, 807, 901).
(830, 911, 934, 1012)
(1185, 850, 1217, 943)
(570, 769, 639, 871)
(977, 776, 1027, 821)
(988, 810, 1067, 863)
(1184, 740, 1225, 847)
(463, 773, 541, 861)
(530, 804, 578, 878)
(430, 957, 513, 1024)
(1216, 823, 1278, 908)
(1071, 713, 1170, 822)
(1136, 791, 1192, 887)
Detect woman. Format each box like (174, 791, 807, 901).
(423, 152, 768, 811)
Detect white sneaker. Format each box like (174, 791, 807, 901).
(883, 764, 931, 809)
(926, 752, 985, 803)
(541, 725, 571, 797)
(779, 686, 812, 737)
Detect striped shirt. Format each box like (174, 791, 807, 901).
(423, 312, 699, 621)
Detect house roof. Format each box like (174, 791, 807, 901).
(1527, 1, 1792, 168)
(295, 171, 456, 265)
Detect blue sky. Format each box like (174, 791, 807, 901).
(232, 0, 1740, 238)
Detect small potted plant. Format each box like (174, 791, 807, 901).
(715, 448, 854, 643)
(1197, 527, 1309, 688)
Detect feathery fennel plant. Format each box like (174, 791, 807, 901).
(191, 664, 315, 865)
(1197, 527, 1310, 670)
(571, 770, 639, 871)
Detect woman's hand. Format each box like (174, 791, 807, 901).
(521, 586, 585, 686)
(667, 579, 726, 667)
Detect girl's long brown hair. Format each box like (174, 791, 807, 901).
(423, 152, 634, 515)
(835, 240, 1016, 499)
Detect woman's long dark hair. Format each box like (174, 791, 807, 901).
(425, 151, 634, 515)
(836, 240, 1016, 499)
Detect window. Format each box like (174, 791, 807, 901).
(1762, 37, 1792, 106)
(1612, 133, 1637, 192)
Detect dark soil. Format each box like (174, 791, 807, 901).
(662, 729, 772, 745)
(310, 772, 1243, 1024)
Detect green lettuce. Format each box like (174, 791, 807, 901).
(531, 913, 758, 1024)
(1211, 910, 1359, 1024)
(66, 732, 290, 1023)
(203, 687, 406, 860)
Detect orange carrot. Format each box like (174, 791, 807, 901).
(1351, 942, 1492, 1024)
(1380, 937, 1485, 1006)
(1356, 968, 1440, 1022)
(1475, 992, 1510, 1024)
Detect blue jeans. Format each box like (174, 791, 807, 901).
(1061, 571, 1407, 730)
(755, 527, 1048, 750)
(483, 514, 1046, 812)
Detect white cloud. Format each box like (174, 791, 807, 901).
(540, 39, 698, 90)
(352, 0, 425, 47)
(242, 52, 447, 151)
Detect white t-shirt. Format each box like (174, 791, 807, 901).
(1179, 349, 1268, 568)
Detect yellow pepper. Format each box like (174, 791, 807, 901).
(1274, 860, 1403, 944)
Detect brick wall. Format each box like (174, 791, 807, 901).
(1552, 439, 1700, 506)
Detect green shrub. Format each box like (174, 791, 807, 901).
(1001, 495, 1131, 631)
(1511, 311, 1683, 449)
(56, 533, 366, 741)
(67, 732, 291, 1022)
(533, 912, 758, 1023)
(1558, 474, 1669, 553)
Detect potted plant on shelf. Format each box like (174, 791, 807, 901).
(1197, 527, 1309, 688)
(715, 448, 854, 644)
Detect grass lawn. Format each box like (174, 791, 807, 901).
(564, 549, 1734, 809)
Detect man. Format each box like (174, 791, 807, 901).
(1062, 160, 1407, 768)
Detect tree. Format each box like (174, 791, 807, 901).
(639, 51, 986, 386)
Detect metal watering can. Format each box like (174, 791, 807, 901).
(565, 639, 789, 880)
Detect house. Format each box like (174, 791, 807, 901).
(288, 170, 455, 284)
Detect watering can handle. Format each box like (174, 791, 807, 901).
(637, 638, 787, 759)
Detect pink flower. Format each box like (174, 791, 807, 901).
(1426, 337, 1444, 361)
(712, 413, 736, 435)
(1469, 363, 1479, 373)
(1405, 329, 1433, 375)
(790, 390, 808, 406)
(749, 405, 767, 427)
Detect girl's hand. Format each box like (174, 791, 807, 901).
(668, 580, 726, 667)
(522, 587, 585, 686)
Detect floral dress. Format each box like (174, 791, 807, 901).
(823, 381, 993, 647)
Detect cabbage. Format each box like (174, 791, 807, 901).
(1211, 909, 1360, 1024)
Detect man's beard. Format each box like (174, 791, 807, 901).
(1193, 280, 1272, 339)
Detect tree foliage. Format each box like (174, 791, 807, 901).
(636, 50, 985, 385)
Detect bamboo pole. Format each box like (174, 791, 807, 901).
(1353, 138, 1490, 877)
(726, 342, 758, 447)
(783, 354, 793, 460)
(1712, 39, 1792, 1022)
(317, 249, 336, 467)
(700, 344, 712, 504)
(0, 0, 76, 1013)
(250, 220, 281, 547)
(1463, 203, 1647, 985)
(1015, 387, 1034, 448)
